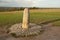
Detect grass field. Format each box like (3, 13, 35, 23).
(0, 9, 60, 27)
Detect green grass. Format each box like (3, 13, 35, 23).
(0, 11, 60, 27)
(30, 12, 60, 26)
(0, 12, 23, 27)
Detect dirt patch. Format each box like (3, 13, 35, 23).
(0, 24, 60, 40)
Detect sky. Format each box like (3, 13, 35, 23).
(0, 0, 60, 8)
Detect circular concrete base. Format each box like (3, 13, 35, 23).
(7, 23, 43, 37)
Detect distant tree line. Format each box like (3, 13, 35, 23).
(0, 7, 25, 12)
(0, 7, 60, 12)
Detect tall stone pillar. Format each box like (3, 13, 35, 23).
(22, 8, 29, 30)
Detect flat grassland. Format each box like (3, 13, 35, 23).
(0, 9, 60, 27)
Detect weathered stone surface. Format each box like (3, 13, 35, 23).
(22, 8, 29, 29)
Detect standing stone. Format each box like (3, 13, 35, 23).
(22, 8, 30, 30)
(8, 8, 42, 37)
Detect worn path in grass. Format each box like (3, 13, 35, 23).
(0, 23, 60, 40)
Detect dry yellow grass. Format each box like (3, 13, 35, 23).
(30, 9, 60, 12)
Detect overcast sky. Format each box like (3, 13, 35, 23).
(0, 0, 60, 8)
